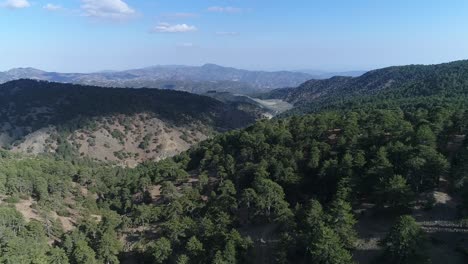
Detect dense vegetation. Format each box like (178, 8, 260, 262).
(1, 61, 468, 263)
(0, 79, 255, 133)
(0, 151, 122, 263)
(1, 100, 466, 263)
(266, 60, 468, 116)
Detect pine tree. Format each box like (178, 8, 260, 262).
(96, 230, 122, 264)
(152, 237, 172, 264)
(327, 198, 357, 248)
(71, 239, 98, 264)
(309, 223, 354, 264)
(186, 236, 204, 259)
(381, 215, 429, 264)
(375, 175, 414, 212)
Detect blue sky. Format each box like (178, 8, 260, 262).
(1, 0, 468, 72)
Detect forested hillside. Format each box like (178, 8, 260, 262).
(265, 60, 468, 115)
(0, 79, 256, 165)
(1, 98, 467, 263)
(1, 61, 468, 264)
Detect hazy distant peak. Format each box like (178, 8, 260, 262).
(6, 67, 45, 74)
(201, 63, 231, 69)
(142, 64, 191, 70)
(201, 63, 222, 67)
(0, 64, 314, 93)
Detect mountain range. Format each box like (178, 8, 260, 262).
(0, 64, 315, 94)
(4, 60, 468, 166)
(0, 60, 467, 264)
(295, 69, 366, 79)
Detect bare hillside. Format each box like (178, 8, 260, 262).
(0, 79, 256, 164)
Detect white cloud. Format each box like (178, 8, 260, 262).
(3, 0, 30, 9)
(216, 31, 239, 36)
(151, 23, 197, 33)
(43, 3, 62, 11)
(207, 6, 243, 14)
(81, 0, 135, 19)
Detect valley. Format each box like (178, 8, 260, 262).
(247, 97, 293, 117)
(0, 60, 468, 264)
(3, 2, 468, 263)
(204, 91, 293, 119)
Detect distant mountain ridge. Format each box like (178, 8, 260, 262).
(0, 64, 314, 94)
(265, 60, 468, 113)
(295, 69, 366, 79)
